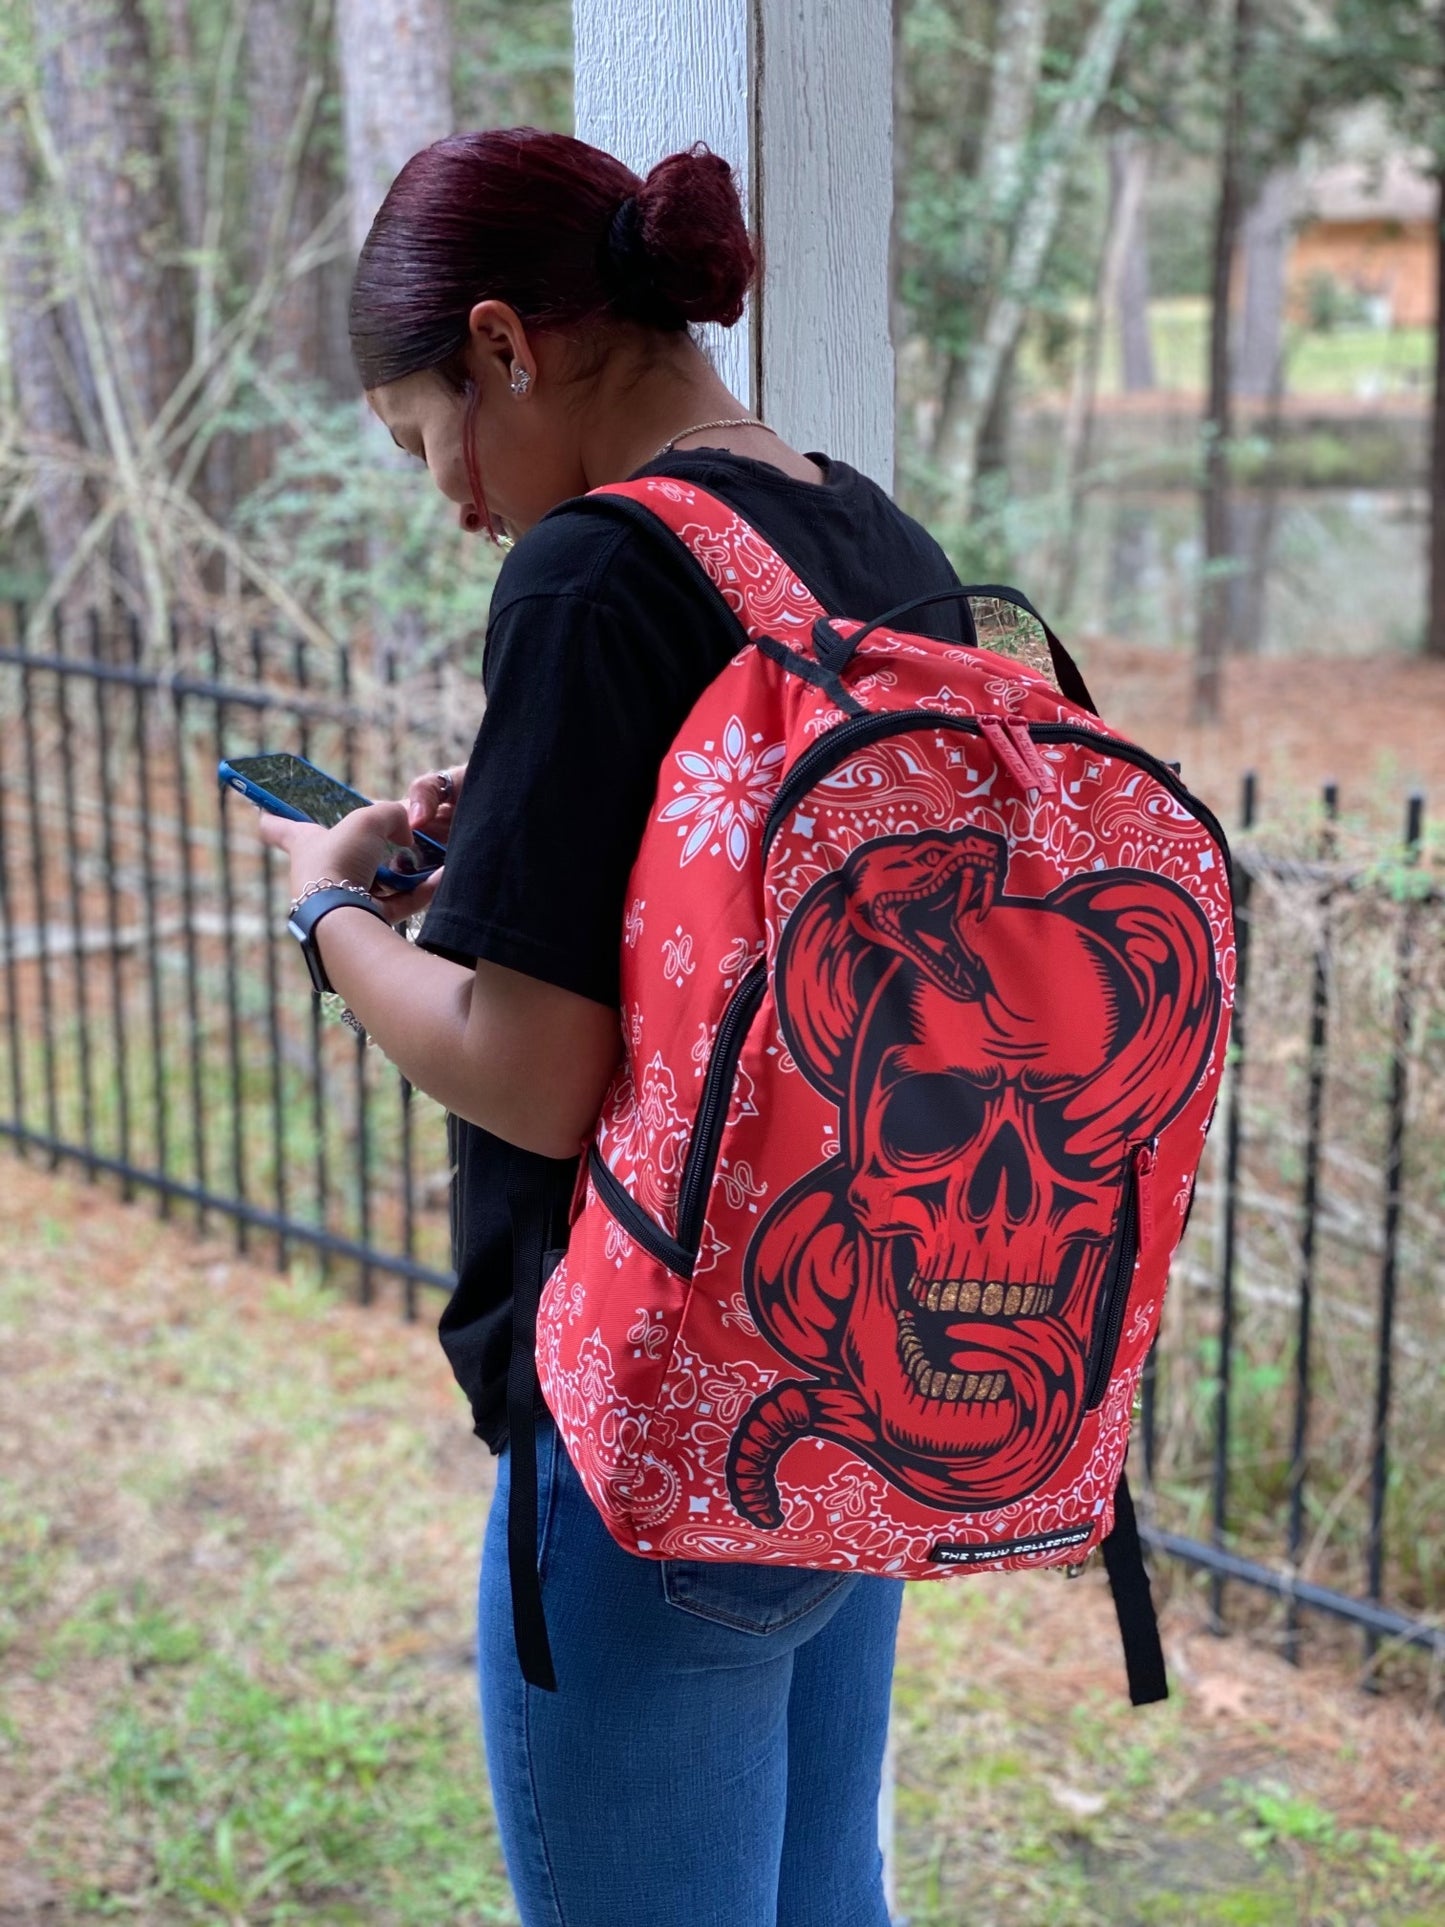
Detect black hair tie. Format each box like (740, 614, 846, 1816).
(600, 194, 686, 330)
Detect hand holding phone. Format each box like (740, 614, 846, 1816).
(219, 752, 447, 893)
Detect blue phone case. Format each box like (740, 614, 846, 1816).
(217, 754, 446, 892)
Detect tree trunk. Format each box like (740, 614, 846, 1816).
(334, 0, 453, 662)
(1227, 169, 1293, 657)
(1235, 166, 1295, 400)
(1193, 0, 1254, 723)
(32, 0, 190, 637)
(0, 93, 98, 622)
(1224, 490, 1276, 653)
(39, 0, 189, 437)
(928, 0, 1046, 467)
(160, 0, 206, 254)
(244, 0, 349, 494)
(1114, 134, 1155, 393)
(977, 340, 1017, 485)
(335, 0, 453, 257)
(247, 0, 333, 380)
(1053, 127, 1151, 614)
(1427, 163, 1445, 658)
(945, 0, 1143, 515)
(977, 0, 1050, 236)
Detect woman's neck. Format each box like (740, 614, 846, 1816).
(576, 341, 820, 487)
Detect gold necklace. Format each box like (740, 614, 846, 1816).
(652, 416, 778, 462)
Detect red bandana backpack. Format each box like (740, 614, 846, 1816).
(504, 478, 1234, 1699)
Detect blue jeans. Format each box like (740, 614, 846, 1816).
(478, 1415, 904, 1927)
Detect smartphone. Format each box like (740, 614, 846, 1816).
(218, 752, 446, 893)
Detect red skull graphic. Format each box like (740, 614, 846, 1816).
(726, 827, 1220, 1527)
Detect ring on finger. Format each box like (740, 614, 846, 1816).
(435, 769, 455, 805)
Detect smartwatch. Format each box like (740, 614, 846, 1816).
(286, 885, 390, 995)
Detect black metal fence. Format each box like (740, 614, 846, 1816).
(2, 609, 1442, 1684)
(0, 609, 476, 1308)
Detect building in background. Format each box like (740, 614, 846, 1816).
(1290, 152, 1438, 331)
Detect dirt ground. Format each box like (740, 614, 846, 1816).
(2, 1160, 1443, 1925)
(1082, 642, 1445, 832)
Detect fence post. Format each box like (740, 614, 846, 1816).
(92, 609, 134, 1200)
(209, 623, 248, 1251)
(1211, 768, 1256, 1630)
(170, 613, 209, 1227)
(0, 608, 25, 1145)
(20, 609, 60, 1162)
(129, 611, 171, 1215)
(1284, 778, 1336, 1664)
(1363, 791, 1425, 1682)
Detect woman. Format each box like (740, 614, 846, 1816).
(256, 127, 967, 1927)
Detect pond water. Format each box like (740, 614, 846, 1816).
(1064, 487, 1428, 657)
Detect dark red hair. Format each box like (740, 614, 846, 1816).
(349, 128, 757, 534)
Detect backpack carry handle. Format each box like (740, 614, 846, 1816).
(815, 585, 1098, 716)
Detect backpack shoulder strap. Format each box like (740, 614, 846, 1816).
(583, 478, 827, 643)
(505, 1147, 562, 1693)
(581, 481, 868, 714)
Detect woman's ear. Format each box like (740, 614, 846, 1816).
(467, 298, 534, 394)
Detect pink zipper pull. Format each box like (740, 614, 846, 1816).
(1135, 1139, 1157, 1255)
(980, 715, 1058, 794)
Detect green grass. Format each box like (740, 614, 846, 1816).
(6, 1152, 1445, 1923)
(84, 1629, 513, 1923)
(1020, 296, 1435, 400)
(893, 1581, 1445, 1925)
(1130, 299, 1433, 399)
(0, 1184, 507, 1922)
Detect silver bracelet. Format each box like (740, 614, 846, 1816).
(289, 875, 377, 919)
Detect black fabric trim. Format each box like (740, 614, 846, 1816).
(755, 635, 866, 714)
(831, 584, 1099, 716)
(1101, 1472, 1168, 1706)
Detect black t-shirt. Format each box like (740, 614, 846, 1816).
(420, 446, 964, 1450)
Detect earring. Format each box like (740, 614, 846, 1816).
(510, 367, 532, 398)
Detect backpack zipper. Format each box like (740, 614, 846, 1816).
(762, 709, 1231, 870)
(587, 1144, 695, 1279)
(1082, 1141, 1154, 1410)
(673, 956, 770, 1258)
(588, 955, 769, 1278)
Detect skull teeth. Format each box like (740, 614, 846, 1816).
(896, 1313, 1008, 1404)
(910, 1275, 1055, 1318)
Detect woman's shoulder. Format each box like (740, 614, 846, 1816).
(490, 499, 638, 617)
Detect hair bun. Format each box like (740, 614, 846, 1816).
(627, 144, 755, 329)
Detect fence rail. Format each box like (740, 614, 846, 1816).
(3, 608, 1442, 1686)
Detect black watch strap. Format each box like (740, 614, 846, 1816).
(286, 887, 389, 996)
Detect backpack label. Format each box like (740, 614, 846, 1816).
(928, 1523, 1094, 1565)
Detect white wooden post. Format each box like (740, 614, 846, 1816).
(573, 0, 895, 491)
(573, 3, 899, 1912)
